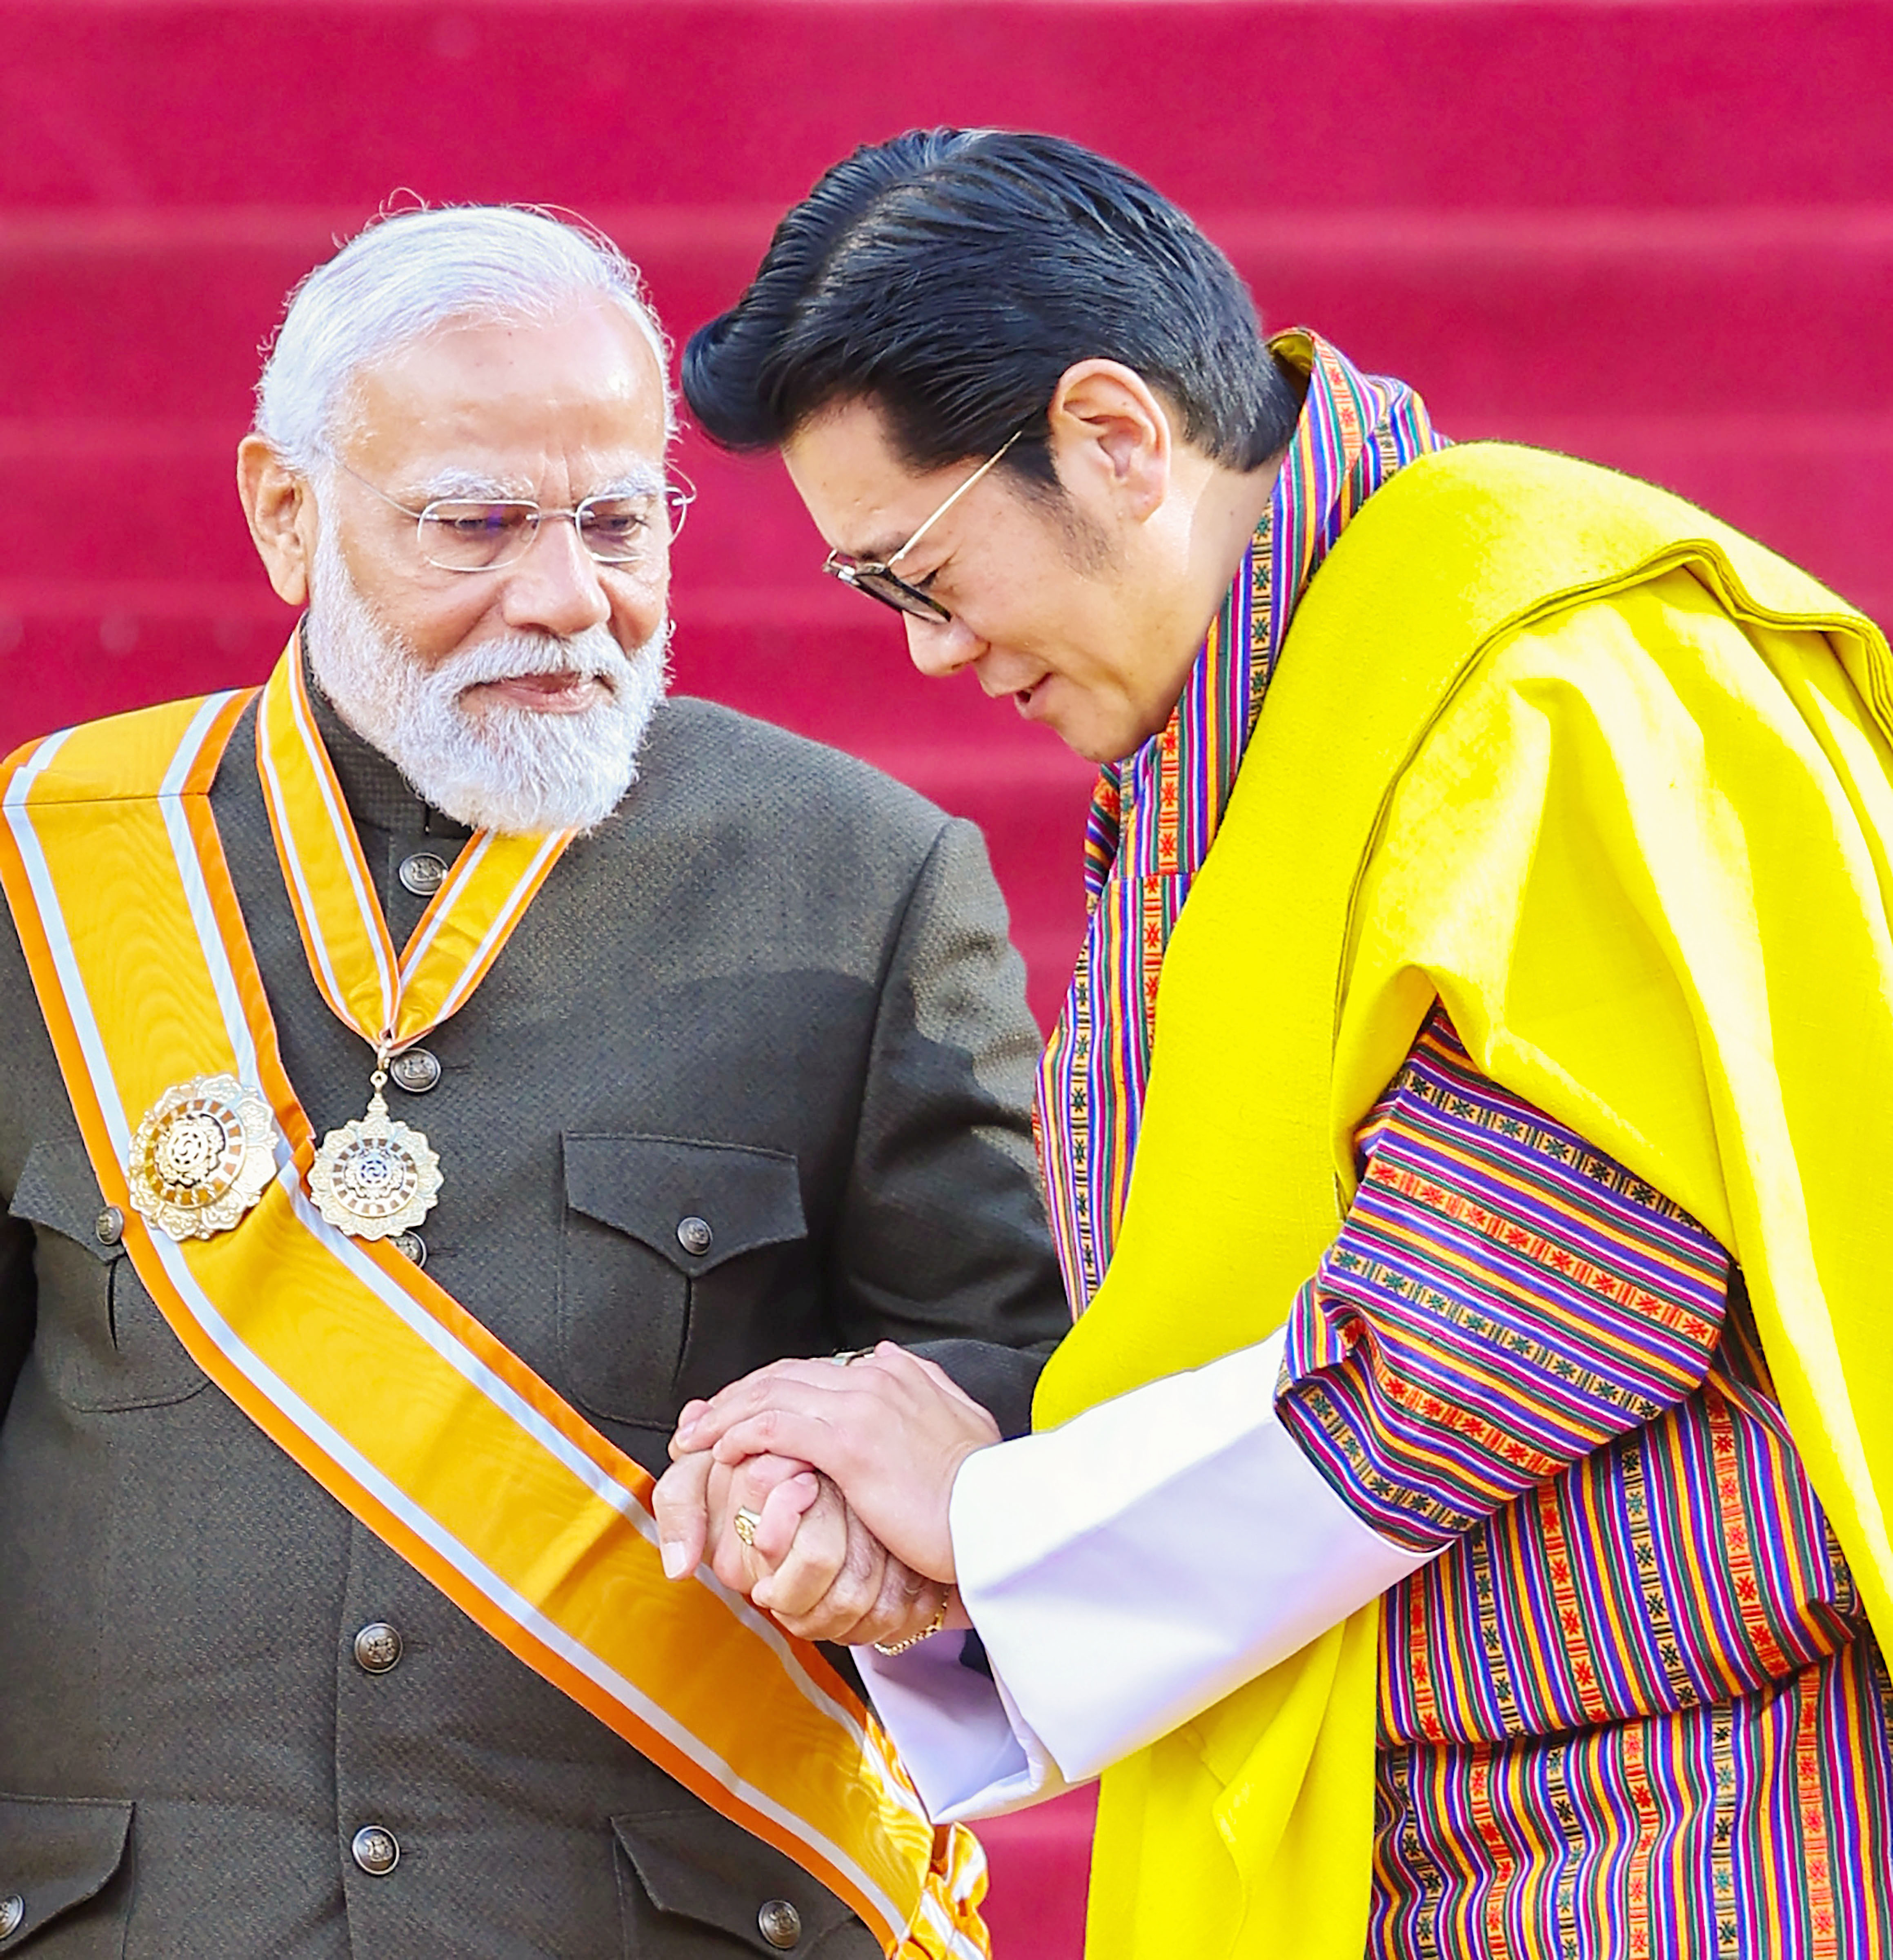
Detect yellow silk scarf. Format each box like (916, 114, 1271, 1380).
(0, 658, 989, 1960)
(1033, 444, 1893, 1958)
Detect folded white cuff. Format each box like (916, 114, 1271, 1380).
(854, 1633, 1071, 1823)
(862, 1325, 1434, 1814)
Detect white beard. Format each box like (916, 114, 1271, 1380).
(304, 526, 670, 836)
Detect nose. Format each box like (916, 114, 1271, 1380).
(903, 611, 983, 681)
(496, 512, 620, 640)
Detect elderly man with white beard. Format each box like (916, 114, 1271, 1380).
(0, 207, 1065, 1958)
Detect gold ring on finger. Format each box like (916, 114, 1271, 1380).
(733, 1506, 763, 1549)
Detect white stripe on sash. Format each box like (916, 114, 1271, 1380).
(5, 724, 136, 1165)
(273, 666, 398, 1028)
(160, 693, 266, 1094)
(257, 717, 360, 1031)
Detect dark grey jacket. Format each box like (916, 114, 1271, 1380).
(0, 687, 1068, 1958)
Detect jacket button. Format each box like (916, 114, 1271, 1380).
(93, 1206, 125, 1247)
(351, 1825, 400, 1875)
(398, 851, 449, 897)
(0, 1894, 22, 1938)
(388, 1230, 427, 1267)
(676, 1215, 713, 1256)
(757, 1898, 801, 1949)
(388, 1048, 441, 1094)
(353, 1622, 403, 1674)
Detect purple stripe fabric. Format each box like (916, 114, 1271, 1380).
(1277, 1009, 1893, 1950)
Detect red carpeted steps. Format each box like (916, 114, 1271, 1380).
(2, 4, 1889, 1949)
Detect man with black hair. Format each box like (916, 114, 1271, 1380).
(659, 129, 1893, 1959)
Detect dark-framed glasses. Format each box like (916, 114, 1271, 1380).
(341, 463, 695, 575)
(823, 429, 1023, 624)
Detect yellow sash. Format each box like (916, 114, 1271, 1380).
(0, 673, 988, 1960)
(1034, 443, 1893, 1957)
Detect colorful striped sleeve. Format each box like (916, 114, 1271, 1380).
(1275, 1006, 1732, 1554)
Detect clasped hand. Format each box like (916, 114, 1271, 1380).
(653, 1343, 1000, 1650)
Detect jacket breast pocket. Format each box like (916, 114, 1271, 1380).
(612, 1808, 877, 1957)
(559, 1135, 810, 1430)
(6, 1140, 209, 1412)
(0, 1792, 134, 1953)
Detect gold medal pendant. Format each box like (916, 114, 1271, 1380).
(255, 659, 570, 1248)
(129, 1073, 279, 1241)
(309, 1065, 443, 1241)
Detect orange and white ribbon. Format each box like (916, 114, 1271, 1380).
(0, 650, 990, 1960)
(256, 649, 567, 1061)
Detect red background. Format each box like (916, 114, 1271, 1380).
(3, 3, 1889, 1950)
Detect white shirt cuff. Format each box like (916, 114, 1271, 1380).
(945, 1325, 1433, 1784)
(854, 1633, 1073, 1822)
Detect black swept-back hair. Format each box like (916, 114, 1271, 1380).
(681, 129, 1302, 491)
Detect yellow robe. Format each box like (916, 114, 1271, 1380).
(1032, 443, 1893, 1958)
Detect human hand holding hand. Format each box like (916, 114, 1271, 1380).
(666, 1343, 1002, 1584)
(652, 1416, 961, 1646)
(655, 1425, 828, 1572)
(740, 1471, 962, 1648)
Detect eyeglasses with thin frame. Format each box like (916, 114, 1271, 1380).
(339, 462, 695, 575)
(822, 429, 1024, 624)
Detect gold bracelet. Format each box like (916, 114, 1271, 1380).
(873, 1592, 952, 1657)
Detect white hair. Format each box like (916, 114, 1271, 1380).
(254, 205, 671, 471)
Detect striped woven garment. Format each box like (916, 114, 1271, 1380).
(1277, 1007, 1893, 1951)
(1034, 330, 1446, 1310)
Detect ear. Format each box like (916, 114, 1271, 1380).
(1043, 360, 1173, 523)
(237, 435, 318, 607)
